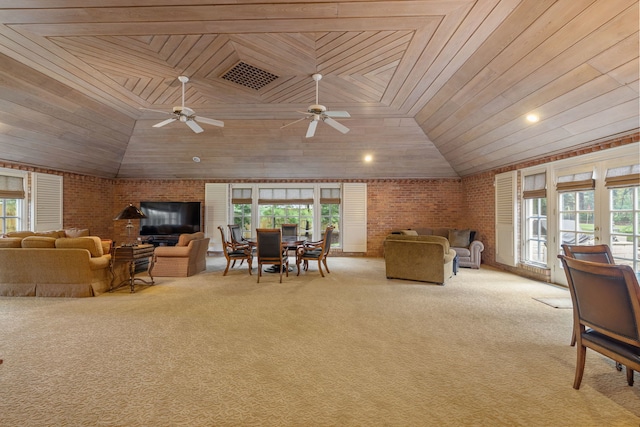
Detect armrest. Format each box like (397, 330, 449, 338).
(469, 240, 484, 262)
(154, 245, 191, 257)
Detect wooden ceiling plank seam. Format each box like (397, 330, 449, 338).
(157, 34, 187, 61)
(165, 34, 203, 68)
(325, 31, 412, 76)
(175, 34, 223, 77)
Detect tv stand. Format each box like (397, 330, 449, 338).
(143, 235, 179, 247)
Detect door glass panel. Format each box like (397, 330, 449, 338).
(610, 186, 639, 271)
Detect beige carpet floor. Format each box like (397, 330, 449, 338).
(0, 256, 638, 426)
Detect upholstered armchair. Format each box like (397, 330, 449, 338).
(152, 232, 209, 277)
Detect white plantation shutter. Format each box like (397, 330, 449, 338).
(495, 171, 517, 266)
(205, 183, 228, 252)
(32, 173, 63, 231)
(342, 183, 367, 252)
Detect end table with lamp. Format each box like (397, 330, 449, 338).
(111, 203, 154, 292)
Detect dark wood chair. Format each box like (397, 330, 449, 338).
(562, 244, 616, 347)
(281, 224, 298, 237)
(228, 224, 255, 266)
(256, 228, 289, 283)
(218, 226, 252, 276)
(296, 226, 334, 277)
(558, 255, 640, 389)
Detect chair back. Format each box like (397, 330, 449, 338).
(228, 224, 245, 245)
(256, 228, 284, 261)
(559, 255, 640, 347)
(281, 224, 298, 237)
(562, 244, 614, 264)
(322, 226, 334, 256)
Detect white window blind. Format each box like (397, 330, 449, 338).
(258, 188, 314, 204)
(0, 175, 25, 199)
(32, 173, 63, 232)
(605, 164, 640, 188)
(231, 188, 252, 204)
(205, 183, 228, 251)
(495, 171, 517, 266)
(342, 183, 367, 252)
(556, 171, 594, 192)
(522, 172, 546, 199)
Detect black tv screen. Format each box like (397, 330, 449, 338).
(139, 201, 201, 236)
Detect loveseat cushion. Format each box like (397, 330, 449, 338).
(448, 229, 471, 248)
(0, 237, 22, 248)
(55, 236, 104, 257)
(21, 236, 57, 248)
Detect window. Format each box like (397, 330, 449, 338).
(0, 173, 25, 234)
(523, 172, 547, 265)
(606, 164, 640, 270)
(231, 188, 252, 239)
(557, 171, 595, 248)
(258, 188, 315, 240)
(320, 188, 340, 247)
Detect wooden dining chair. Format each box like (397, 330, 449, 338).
(256, 228, 289, 283)
(281, 224, 298, 237)
(558, 255, 640, 389)
(296, 226, 334, 277)
(218, 226, 252, 276)
(562, 244, 616, 347)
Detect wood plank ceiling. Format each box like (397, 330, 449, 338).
(0, 0, 637, 179)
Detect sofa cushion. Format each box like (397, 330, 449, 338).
(177, 232, 205, 247)
(55, 236, 104, 257)
(400, 229, 419, 236)
(449, 229, 471, 248)
(0, 237, 23, 248)
(4, 231, 35, 238)
(21, 236, 57, 248)
(65, 228, 90, 238)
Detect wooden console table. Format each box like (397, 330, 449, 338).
(110, 244, 155, 293)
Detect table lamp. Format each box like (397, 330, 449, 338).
(113, 203, 147, 246)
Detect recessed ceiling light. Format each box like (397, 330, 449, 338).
(364, 154, 373, 162)
(526, 114, 540, 123)
(192, 156, 201, 163)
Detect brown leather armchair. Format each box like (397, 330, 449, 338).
(558, 255, 640, 389)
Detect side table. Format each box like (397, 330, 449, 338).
(110, 244, 155, 293)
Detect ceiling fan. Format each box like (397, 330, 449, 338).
(282, 73, 350, 138)
(143, 76, 224, 133)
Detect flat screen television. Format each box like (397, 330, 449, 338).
(139, 201, 201, 236)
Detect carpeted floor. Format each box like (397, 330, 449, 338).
(0, 256, 638, 426)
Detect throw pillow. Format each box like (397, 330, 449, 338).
(400, 230, 419, 236)
(65, 228, 90, 238)
(448, 229, 471, 248)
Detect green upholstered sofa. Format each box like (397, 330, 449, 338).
(398, 228, 484, 269)
(383, 234, 456, 285)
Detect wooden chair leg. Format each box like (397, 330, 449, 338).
(247, 258, 252, 275)
(257, 263, 261, 283)
(627, 367, 634, 386)
(570, 329, 576, 346)
(574, 344, 586, 390)
(317, 259, 324, 277)
(223, 260, 231, 276)
(322, 258, 330, 274)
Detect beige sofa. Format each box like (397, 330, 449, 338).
(0, 231, 125, 297)
(152, 232, 210, 277)
(383, 234, 456, 285)
(398, 228, 484, 269)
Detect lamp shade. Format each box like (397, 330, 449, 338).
(113, 204, 147, 220)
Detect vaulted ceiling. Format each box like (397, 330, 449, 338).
(0, 1, 637, 179)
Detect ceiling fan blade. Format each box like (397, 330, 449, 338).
(185, 120, 204, 133)
(153, 118, 177, 128)
(280, 117, 308, 129)
(140, 107, 173, 115)
(194, 116, 224, 127)
(323, 117, 350, 134)
(325, 110, 350, 118)
(306, 120, 318, 138)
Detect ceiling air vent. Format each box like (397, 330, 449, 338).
(221, 62, 278, 90)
